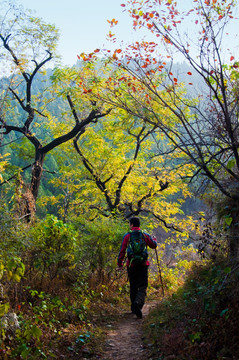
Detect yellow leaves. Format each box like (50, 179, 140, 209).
(0, 153, 10, 182)
(107, 18, 118, 27)
(78, 51, 98, 62)
(0, 303, 10, 317)
(0, 258, 25, 284)
(51, 60, 198, 235)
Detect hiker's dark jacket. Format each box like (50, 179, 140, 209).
(117, 226, 157, 268)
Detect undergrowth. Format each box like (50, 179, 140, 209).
(1, 212, 239, 359)
(143, 259, 239, 360)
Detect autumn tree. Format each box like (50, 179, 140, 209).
(73, 115, 195, 231)
(78, 0, 239, 259)
(0, 3, 109, 219)
(49, 62, 199, 242)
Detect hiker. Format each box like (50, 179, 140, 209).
(117, 216, 157, 318)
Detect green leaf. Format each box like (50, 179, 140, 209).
(0, 263, 4, 280)
(0, 302, 10, 317)
(223, 267, 231, 274)
(31, 325, 42, 341)
(189, 332, 202, 343)
(220, 308, 229, 317)
(12, 274, 21, 282)
(225, 216, 233, 226)
(227, 159, 236, 170)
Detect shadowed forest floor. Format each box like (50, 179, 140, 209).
(94, 303, 157, 360)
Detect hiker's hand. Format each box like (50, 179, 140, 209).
(152, 235, 157, 242)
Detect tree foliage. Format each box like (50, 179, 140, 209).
(78, 0, 239, 258)
(0, 3, 109, 219)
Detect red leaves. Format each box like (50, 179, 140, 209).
(120, 3, 126, 6)
(145, 93, 152, 104)
(230, 56, 235, 61)
(108, 31, 115, 38)
(78, 53, 91, 62)
(163, 36, 172, 44)
(83, 88, 92, 94)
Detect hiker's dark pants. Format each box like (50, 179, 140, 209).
(127, 265, 148, 310)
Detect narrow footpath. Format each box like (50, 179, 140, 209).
(98, 303, 155, 360)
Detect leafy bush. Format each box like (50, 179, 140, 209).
(72, 216, 128, 287)
(25, 215, 80, 289)
(143, 260, 239, 359)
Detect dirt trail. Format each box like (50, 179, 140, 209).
(99, 303, 155, 360)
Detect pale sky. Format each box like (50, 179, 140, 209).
(18, 0, 135, 66)
(14, 0, 239, 66)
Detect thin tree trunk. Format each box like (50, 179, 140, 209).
(30, 151, 46, 201)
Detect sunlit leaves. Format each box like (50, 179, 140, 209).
(0, 154, 10, 182)
(50, 58, 198, 234)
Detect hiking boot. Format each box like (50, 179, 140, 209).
(132, 302, 142, 319)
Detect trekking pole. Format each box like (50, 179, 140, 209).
(155, 248, 165, 297)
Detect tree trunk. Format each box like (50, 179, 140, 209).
(30, 152, 46, 202)
(17, 150, 46, 221)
